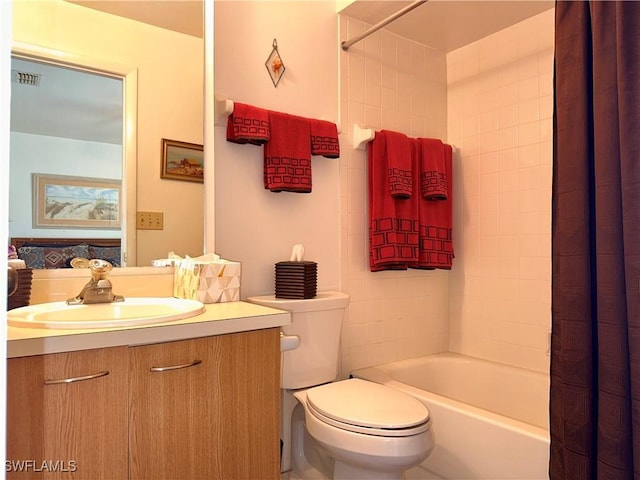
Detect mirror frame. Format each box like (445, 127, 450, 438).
(203, 0, 214, 256)
(10, 41, 138, 266)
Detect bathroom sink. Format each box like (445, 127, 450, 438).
(7, 297, 206, 329)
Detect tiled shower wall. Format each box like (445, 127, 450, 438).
(339, 17, 450, 377)
(339, 8, 554, 377)
(447, 9, 554, 373)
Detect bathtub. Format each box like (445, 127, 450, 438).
(351, 353, 550, 480)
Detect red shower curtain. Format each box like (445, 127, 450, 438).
(551, 2, 640, 478)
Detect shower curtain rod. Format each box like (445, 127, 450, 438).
(341, 0, 428, 51)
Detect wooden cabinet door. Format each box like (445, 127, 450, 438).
(6, 346, 129, 479)
(129, 328, 280, 480)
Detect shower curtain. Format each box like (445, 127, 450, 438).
(550, 1, 640, 479)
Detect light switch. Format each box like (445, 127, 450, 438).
(136, 211, 163, 230)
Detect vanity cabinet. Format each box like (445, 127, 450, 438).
(7, 346, 129, 479)
(129, 328, 280, 479)
(7, 328, 281, 480)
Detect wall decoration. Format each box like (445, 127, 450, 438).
(32, 173, 121, 229)
(265, 38, 286, 87)
(161, 138, 204, 183)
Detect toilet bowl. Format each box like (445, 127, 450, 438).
(247, 292, 435, 479)
(295, 379, 434, 480)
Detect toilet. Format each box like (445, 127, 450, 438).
(247, 291, 434, 480)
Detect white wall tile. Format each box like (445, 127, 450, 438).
(447, 10, 553, 373)
(339, 15, 449, 378)
(340, 9, 553, 377)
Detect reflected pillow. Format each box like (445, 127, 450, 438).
(17, 244, 90, 269)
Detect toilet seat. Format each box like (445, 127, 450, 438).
(305, 378, 430, 437)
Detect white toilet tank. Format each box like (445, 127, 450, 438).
(247, 291, 349, 389)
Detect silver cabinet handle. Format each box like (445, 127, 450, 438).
(149, 359, 202, 372)
(44, 370, 109, 385)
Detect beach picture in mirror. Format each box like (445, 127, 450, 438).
(32, 173, 121, 229)
(161, 138, 204, 183)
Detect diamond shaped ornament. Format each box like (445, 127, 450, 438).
(265, 38, 285, 87)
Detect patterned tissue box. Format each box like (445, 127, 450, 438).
(174, 258, 241, 303)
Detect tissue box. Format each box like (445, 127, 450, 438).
(174, 259, 241, 303)
(275, 261, 317, 299)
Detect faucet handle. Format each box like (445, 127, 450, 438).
(70, 257, 91, 269)
(89, 259, 113, 281)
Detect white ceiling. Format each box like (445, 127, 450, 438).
(11, 1, 554, 145)
(340, 1, 554, 53)
(10, 57, 124, 144)
(68, 0, 203, 38)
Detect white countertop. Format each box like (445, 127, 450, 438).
(7, 301, 291, 358)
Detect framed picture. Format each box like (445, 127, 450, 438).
(161, 138, 204, 183)
(32, 173, 121, 229)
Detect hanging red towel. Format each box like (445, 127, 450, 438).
(418, 138, 448, 200)
(309, 119, 340, 158)
(381, 130, 413, 198)
(264, 111, 312, 193)
(226, 102, 270, 145)
(410, 143, 454, 270)
(369, 131, 419, 271)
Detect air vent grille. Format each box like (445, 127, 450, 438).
(12, 70, 41, 86)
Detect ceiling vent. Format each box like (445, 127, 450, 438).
(12, 70, 41, 87)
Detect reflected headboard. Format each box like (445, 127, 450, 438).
(11, 237, 121, 269)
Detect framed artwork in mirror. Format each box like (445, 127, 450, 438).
(32, 173, 121, 229)
(161, 138, 204, 183)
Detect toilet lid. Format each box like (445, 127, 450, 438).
(305, 378, 430, 436)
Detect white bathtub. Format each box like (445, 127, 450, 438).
(352, 353, 550, 480)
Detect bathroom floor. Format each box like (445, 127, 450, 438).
(281, 468, 445, 479)
(406, 466, 446, 479)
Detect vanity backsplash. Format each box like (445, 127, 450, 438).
(28, 267, 174, 305)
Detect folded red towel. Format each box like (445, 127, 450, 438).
(309, 119, 340, 158)
(264, 112, 312, 193)
(410, 142, 454, 270)
(368, 131, 419, 271)
(381, 130, 413, 198)
(226, 102, 270, 145)
(418, 138, 448, 200)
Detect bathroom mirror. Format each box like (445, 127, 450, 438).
(9, 0, 205, 267)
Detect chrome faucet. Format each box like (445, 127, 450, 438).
(67, 259, 124, 305)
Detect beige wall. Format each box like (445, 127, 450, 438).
(12, 0, 204, 266)
(213, 1, 340, 298)
(447, 9, 554, 373)
(339, 16, 450, 376)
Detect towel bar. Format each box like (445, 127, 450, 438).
(353, 124, 375, 150)
(214, 94, 341, 133)
(214, 95, 234, 126)
(352, 124, 457, 152)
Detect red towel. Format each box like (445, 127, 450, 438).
(264, 112, 312, 193)
(409, 143, 454, 270)
(368, 131, 419, 271)
(418, 138, 448, 200)
(381, 130, 413, 198)
(309, 119, 340, 158)
(226, 102, 270, 145)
